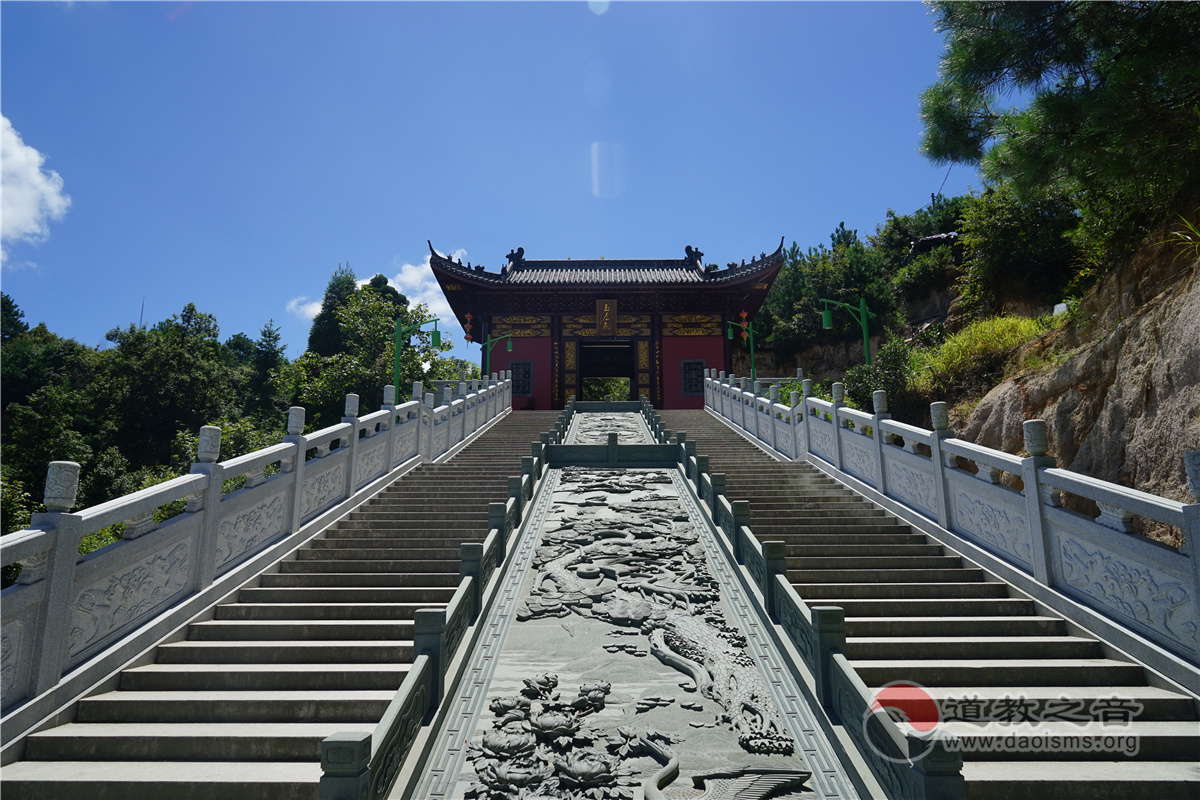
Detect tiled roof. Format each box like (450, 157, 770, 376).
(428, 238, 785, 288)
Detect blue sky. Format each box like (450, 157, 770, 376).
(1, 1, 979, 364)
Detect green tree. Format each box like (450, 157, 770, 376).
(956, 185, 1080, 317)
(306, 264, 358, 356)
(920, 1, 1200, 255)
(2, 293, 29, 343)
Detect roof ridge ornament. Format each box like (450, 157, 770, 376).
(505, 247, 526, 269)
(684, 244, 704, 269)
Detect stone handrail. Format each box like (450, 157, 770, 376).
(704, 372, 1200, 679)
(0, 378, 513, 719)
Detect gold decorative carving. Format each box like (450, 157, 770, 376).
(565, 340, 577, 370)
(639, 387, 650, 399)
(492, 327, 548, 338)
(565, 373, 576, 386)
(637, 340, 650, 370)
(663, 314, 720, 324)
(638, 372, 650, 385)
(496, 315, 550, 325)
(444, 284, 462, 291)
(662, 326, 720, 337)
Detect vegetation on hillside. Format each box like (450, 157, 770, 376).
(0, 265, 468, 569)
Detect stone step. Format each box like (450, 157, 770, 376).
(907, 720, 1200, 761)
(876, 684, 1199, 721)
(844, 616, 1065, 637)
(756, 522, 909, 535)
(295, 547, 462, 561)
(960, 761, 1200, 800)
(0, 760, 324, 800)
(769, 532, 929, 545)
(785, 544, 946, 557)
(794, 581, 1011, 600)
(847, 635, 1102, 660)
(787, 555, 964, 570)
(155, 640, 412, 664)
(259, 572, 462, 588)
(217, 603, 429, 620)
(237, 586, 455, 603)
(787, 567, 983, 583)
(826, 597, 1033, 616)
(188, 620, 414, 641)
(312, 536, 483, 548)
(76, 689, 395, 722)
(24, 722, 375, 761)
(278, 559, 459, 574)
(850, 658, 1146, 687)
(120, 663, 408, 692)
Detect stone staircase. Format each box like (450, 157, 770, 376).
(660, 410, 1200, 800)
(2, 411, 562, 800)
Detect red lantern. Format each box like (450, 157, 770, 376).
(740, 330, 749, 340)
(464, 334, 473, 342)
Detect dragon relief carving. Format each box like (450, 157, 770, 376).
(569, 415, 653, 445)
(885, 461, 936, 516)
(215, 494, 285, 568)
(301, 464, 345, 518)
(1060, 537, 1198, 649)
(953, 492, 1032, 566)
(68, 542, 190, 659)
(517, 467, 796, 758)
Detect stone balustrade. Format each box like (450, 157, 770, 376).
(0, 378, 513, 720)
(704, 371, 1200, 671)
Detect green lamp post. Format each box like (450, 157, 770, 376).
(463, 313, 514, 378)
(394, 316, 441, 400)
(819, 297, 876, 365)
(727, 310, 758, 381)
(483, 333, 514, 379)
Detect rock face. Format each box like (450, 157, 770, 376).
(958, 231, 1200, 505)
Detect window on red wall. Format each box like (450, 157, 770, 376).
(682, 360, 706, 395)
(512, 361, 533, 396)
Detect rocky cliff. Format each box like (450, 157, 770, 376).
(957, 228, 1199, 508)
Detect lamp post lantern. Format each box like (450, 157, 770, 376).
(394, 316, 442, 399)
(726, 310, 759, 381)
(819, 297, 876, 365)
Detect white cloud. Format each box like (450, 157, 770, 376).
(388, 250, 460, 324)
(286, 296, 322, 320)
(1, 115, 71, 266)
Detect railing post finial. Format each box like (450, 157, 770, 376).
(872, 390, 888, 416)
(344, 393, 360, 419)
(43, 461, 81, 512)
(197, 426, 222, 463)
(1023, 419, 1049, 458)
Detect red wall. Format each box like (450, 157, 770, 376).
(662, 335, 725, 409)
(491, 337, 553, 410)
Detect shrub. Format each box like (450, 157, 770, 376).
(844, 340, 916, 410)
(912, 315, 1051, 396)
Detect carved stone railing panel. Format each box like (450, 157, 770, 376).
(1, 591, 42, 711)
(66, 533, 192, 667)
(841, 433, 878, 487)
(215, 490, 287, 572)
(881, 450, 938, 519)
(300, 459, 347, 524)
(945, 472, 1033, 572)
(809, 417, 837, 464)
(355, 439, 389, 490)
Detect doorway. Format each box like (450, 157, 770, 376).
(579, 342, 635, 401)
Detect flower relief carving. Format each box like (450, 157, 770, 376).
(1060, 538, 1198, 649)
(1, 617, 29, 707)
(885, 461, 936, 516)
(301, 464, 345, 518)
(357, 443, 386, 481)
(843, 437, 876, 482)
(809, 425, 834, 460)
(216, 494, 286, 567)
(68, 542, 190, 658)
(954, 492, 1031, 564)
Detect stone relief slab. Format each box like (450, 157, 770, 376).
(301, 463, 345, 520)
(951, 489, 1032, 569)
(809, 423, 835, 463)
(884, 459, 937, 518)
(215, 492, 286, 570)
(67, 541, 190, 662)
(841, 436, 877, 485)
(1, 603, 38, 710)
(1059, 536, 1198, 653)
(409, 413, 856, 800)
(566, 412, 654, 445)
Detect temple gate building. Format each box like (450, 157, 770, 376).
(428, 239, 786, 409)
